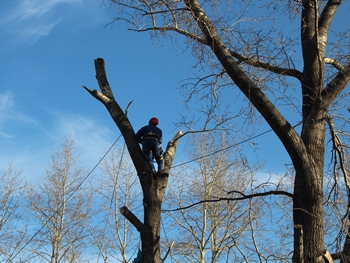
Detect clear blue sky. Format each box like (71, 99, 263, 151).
(5, 0, 343, 181)
(0, 0, 199, 180)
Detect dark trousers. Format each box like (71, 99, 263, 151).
(142, 138, 164, 172)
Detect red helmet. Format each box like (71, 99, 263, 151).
(149, 117, 159, 125)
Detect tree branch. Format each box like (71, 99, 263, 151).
(322, 62, 350, 107)
(163, 190, 293, 212)
(324, 57, 344, 71)
(82, 85, 111, 104)
(120, 206, 144, 232)
(319, 0, 341, 35)
(292, 224, 304, 263)
(184, 0, 307, 169)
(229, 50, 303, 80)
(125, 99, 134, 115)
(161, 241, 175, 263)
(322, 250, 334, 263)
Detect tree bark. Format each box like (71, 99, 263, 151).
(293, 224, 304, 263)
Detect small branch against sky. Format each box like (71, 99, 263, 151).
(163, 190, 293, 212)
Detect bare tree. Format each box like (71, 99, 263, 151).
(0, 163, 27, 262)
(89, 144, 142, 262)
(26, 136, 93, 263)
(101, 1, 350, 262)
(164, 132, 262, 262)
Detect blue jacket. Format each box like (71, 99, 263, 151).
(135, 123, 163, 144)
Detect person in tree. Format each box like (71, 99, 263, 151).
(135, 117, 164, 174)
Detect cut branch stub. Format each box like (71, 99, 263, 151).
(163, 130, 183, 174)
(120, 206, 144, 232)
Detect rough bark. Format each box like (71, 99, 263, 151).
(84, 58, 181, 263)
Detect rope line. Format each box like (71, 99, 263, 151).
(171, 128, 273, 168)
(171, 121, 302, 169)
(97, 141, 127, 262)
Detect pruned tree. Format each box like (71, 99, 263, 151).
(102, 1, 350, 262)
(26, 136, 93, 263)
(83, 58, 182, 263)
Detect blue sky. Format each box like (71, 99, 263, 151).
(0, 0, 197, 179)
(0, 0, 307, 182)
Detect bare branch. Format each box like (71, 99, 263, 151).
(161, 241, 174, 263)
(229, 50, 303, 80)
(125, 99, 134, 115)
(163, 190, 293, 212)
(322, 250, 334, 263)
(324, 57, 344, 71)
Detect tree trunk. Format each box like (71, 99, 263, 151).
(292, 110, 326, 263)
(141, 189, 162, 262)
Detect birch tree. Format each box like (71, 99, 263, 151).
(164, 132, 262, 262)
(0, 163, 26, 262)
(27, 136, 93, 263)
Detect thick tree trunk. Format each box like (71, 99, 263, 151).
(293, 168, 325, 263)
(291, 107, 326, 263)
(141, 191, 162, 262)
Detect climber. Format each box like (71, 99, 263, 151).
(135, 117, 164, 174)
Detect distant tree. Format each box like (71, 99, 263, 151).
(0, 163, 27, 262)
(164, 132, 263, 262)
(26, 136, 93, 263)
(84, 58, 182, 263)
(89, 144, 142, 262)
(103, 1, 350, 262)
